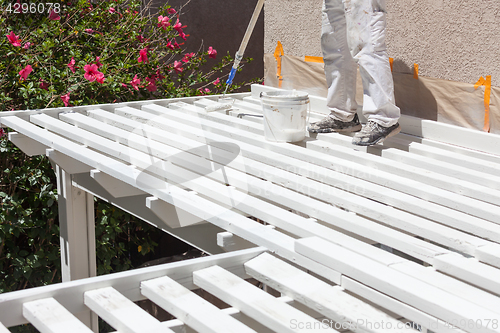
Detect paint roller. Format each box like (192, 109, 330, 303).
(205, 0, 265, 112)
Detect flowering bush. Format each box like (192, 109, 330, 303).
(1, 0, 253, 111)
(0, 0, 258, 316)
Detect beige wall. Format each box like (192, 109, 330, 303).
(264, 0, 500, 86)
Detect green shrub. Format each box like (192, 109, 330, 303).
(1, 0, 256, 296)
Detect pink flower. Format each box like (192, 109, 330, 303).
(39, 80, 49, 91)
(19, 65, 33, 80)
(166, 41, 174, 50)
(167, 8, 177, 14)
(85, 28, 94, 33)
(138, 48, 148, 63)
(136, 35, 146, 43)
(208, 46, 217, 59)
(173, 40, 180, 49)
(0, 128, 5, 138)
(173, 20, 183, 33)
(61, 92, 70, 107)
(182, 52, 195, 63)
(23, 42, 31, 49)
(146, 80, 157, 92)
(130, 75, 140, 90)
(204, 88, 211, 93)
(6, 31, 21, 47)
(213, 77, 220, 85)
(96, 56, 103, 68)
(157, 15, 170, 30)
(49, 9, 60, 20)
(83, 64, 105, 83)
(67, 57, 76, 73)
(173, 61, 183, 73)
(178, 31, 187, 41)
(121, 83, 127, 88)
(108, 7, 116, 13)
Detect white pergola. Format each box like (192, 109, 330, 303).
(1, 84, 500, 333)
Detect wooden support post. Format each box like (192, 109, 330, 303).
(55, 164, 98, 332)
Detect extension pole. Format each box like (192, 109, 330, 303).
(224, 0, 265, 95)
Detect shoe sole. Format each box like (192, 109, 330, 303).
(308, 124, 362, 134)
(352, 124, 401, 146)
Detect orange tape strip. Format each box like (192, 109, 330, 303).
(274, 41, 284, 88)
(413, 63, 419, 79)
(389, 58, 394, 72)
(305, 56, 324, 63)
(475, 75, 492, 133)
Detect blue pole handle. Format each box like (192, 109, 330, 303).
(226, 67, 237, 86)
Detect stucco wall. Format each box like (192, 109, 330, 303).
(264, 0, 500, 86)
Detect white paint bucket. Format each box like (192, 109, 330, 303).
(260, 90, 310, 143)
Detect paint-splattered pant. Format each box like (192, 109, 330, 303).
(322, 0, 400, 127)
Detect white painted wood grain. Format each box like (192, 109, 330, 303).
(193, 265, 338, 332)
(23, 298, 93, 333)
(141, 275, 257, 333)
(296, 237, 500, 333)
(84, 287, 173, 333)
(245, 253, 405, 333)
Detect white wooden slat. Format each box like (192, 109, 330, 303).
(141, 275, 258, 333)
(0, 323, 9, 333)
(407, 134, 500, 165)
(193, 265, 338, 333)
(380, 147, 500, 190)
(2, 116, 342, 286)
(397, 113, 500, 157)
(133, 104, 500, 243)
(23, 298, 93, 333)
(86, 107, 497, 259)
(0, 246, 265, 328)
(244, 253, 405, 333)
(389, 261, 500, 314)
(433, 253, 500, 296)
(84, 287, 173, 333)
(46, 149, 93, 174)
(59, 110, 450, 264)
(295, 237, 500, 333)
(341, 277, 468, 333)
(308, 129, 500, 191)
(305, 138, 500, 208)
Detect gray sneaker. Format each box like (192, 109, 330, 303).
(352, 120, 401, 146)
(308, 114, 362, 133)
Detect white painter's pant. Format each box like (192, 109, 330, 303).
(322, 0, 400, 127)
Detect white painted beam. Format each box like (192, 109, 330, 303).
(217, 231, 258, 251)
(341, 277, 467, 333)
(90, 169, 145, 198)
(46, 149, 93, 174)
(0, 322, 10, 333)
(193, 266, 337, 332)
(296, 237, 500, 333)
(8, 132, 48, 156)
(433, 253, 500, 296)
(141, 276, 257, 333)
(146, 196, 204, 229)
(84, 287, 173, 333)
(23, 298, 93, 333)
(244, 253, 405, 333)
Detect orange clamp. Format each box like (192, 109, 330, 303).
(274, 41, 284, 88)
(475, 75, 492, 133)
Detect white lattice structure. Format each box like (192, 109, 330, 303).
(1, 84, 500, 333)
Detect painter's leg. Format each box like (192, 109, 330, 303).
(345, 0, 400, 127)
(308, 0, 361, 133)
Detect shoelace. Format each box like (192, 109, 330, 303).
(361, 120, 380, 133)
